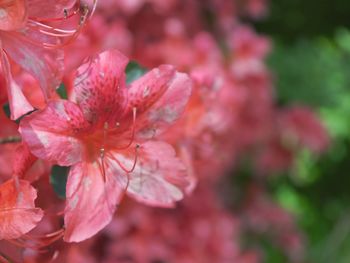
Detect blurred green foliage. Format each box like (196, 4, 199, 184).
(255, 0, 350, 42)
(268, 30, 350, 108)
(125, 61, 146, 84)
(264, 23, 350, 263)
(56, 83, 68, 99)
(253, 1, 350, 262)
(50, 165, 69, 199)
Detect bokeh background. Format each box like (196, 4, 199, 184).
(1, 1, 349, 262)
(251, 0, 350, 262)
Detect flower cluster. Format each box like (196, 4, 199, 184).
(0, 0, 328, 262)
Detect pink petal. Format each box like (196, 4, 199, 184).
(64, 160, 127, 242)
(71, 50, 129, 125)
(0, 0, 27, 31)
(0, 50, 34, 120)
(19, 100, 88, 166)
(27, 0, 76, 19)
(12, 142, 37, 178)
(111, 141, 189, 207)
(127, 66, 192, 139)
(0, 179, 43, 240)
(1, 30, 64, 101)
(0, 241, 23, 262)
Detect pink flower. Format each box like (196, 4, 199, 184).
(0, 0, 89, 120)
(20, 50, 192, 242)
(0, 109, 48, 183)
(0, 178, 43, 240)
(278, 106, 329, 154)
(64, 14, 133, 74)
(245, 0, 269, 19)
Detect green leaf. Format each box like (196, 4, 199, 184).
(2, 103, 35, 124)
(125, 61, 146, 84)
(56, 83, 68, 99)
(2, 103, 11, 119)
(50, 165, 69, 199)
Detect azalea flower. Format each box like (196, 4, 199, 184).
(100, 185, 244, 263)
(0, 175, 59, 261)
(20, 49, 192, 242)
(0, 178, 43, 241)
(0, 140, 43, 244)
(278, 106, 329, 153)
(0, 0, 94, 120)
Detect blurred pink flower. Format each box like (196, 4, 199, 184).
(0, 0, 88, 119)
(0, 178, 43, 240)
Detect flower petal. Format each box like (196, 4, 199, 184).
(0, 179, 43, 240)
(111, 141, 189, 207)
(0, 50, 34, 120)
(27, 0, 76, 19)
(64, 160, 127, 242)
(71, 50, 129, 125)
(12, 142, 37, 178)
(127, 66, 192, 139)
(1, 31, 64, 101)
(0, 0, 27, 31)
(19, 100, 88, 166)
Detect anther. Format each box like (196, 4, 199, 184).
(79, 5, 89, 25)
(104, 122, 109, 130)
(100, 148, 105, 157)
(63, 9, 68, 19)
(143, 86, 150, 98)
(114, 107, 137, 150)
(108, 144, 139, 174)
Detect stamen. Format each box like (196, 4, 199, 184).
(29, 3, 80, 22)
(56, 210, 65, 216)
(7, 229, 64, 253)
(104, 122, 109, 131)
(24, 0, 99, 50)
(99, 122, 109, 182)
(30, 21, 79, 34)
(89, 0, 98, 18)
(63, 9, 69, 19)
(44, 208, 65, 217)
(107, 144, 140, 173)
(100, 148, 106, 182)
(37, 28, 77, 38)
(96, 157, 128, 218)
(79, 5, 89, 25)
(114, 107, 137, 150)
(23, 228, 64, 239)
(9, 228, 65, 250)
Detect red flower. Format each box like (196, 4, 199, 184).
(0, 0, 91, 119)
(0, 178, 43, 240)
(20, 50, 192, 242)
